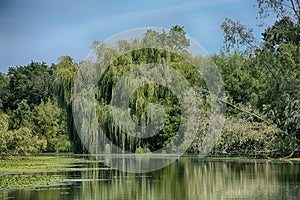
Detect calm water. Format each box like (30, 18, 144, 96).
(1, 157, 299, 200)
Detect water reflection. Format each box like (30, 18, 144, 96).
(3, 157, 300, 200)
(102, 154, 179, 172)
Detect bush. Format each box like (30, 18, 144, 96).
(135, 147, 151, 154)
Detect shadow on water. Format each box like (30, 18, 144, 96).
(1, 155, 299, 200)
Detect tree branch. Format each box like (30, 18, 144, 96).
(218, 98, 267, 122)
(197, 87, 289, 136)
(290, 0, 300, 20)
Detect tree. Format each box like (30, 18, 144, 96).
(220, 0, 300, 157)
(255, 42, 300, 155)
(0, 73, 9, 110)
(213, 53, 260, 105)
(168, 25, 190, 50)
(257, 0, 300, 24)
(0, 111, 47, 155)
(87, 26, 193, 153)
(33, 98, 63, 152)
(0, 112, 10, 154)
(262, 16, 300, 51)
(221, 18, 256, 54)
(8, 99, 33, 130)
(7, 127, 46, 155)
(255, 2, 300, 155)
(55, 56, 84, 153)
(5, 62, 54, 110)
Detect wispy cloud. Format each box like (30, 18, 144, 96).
(50, 0, 240, 41)
(87, 0, 240, 27)
(0, 0, 264, 72)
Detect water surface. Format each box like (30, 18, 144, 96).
(1, 157, 299, 200)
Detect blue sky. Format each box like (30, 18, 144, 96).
(0, 0, 271, 72)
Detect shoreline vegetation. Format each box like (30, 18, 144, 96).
(0, 155, 103, 190)
(0, 155, 299, 190)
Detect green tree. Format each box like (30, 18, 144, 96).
(262, 16, 300, 51)
(7, 127, 46, 155)
(255, 42, 300, 155)
(0, 111, 47, 155)
(220, 18, 256, 54)
(0, 112, 10, 154)
(213, 53, 260, 105)
(55, 56, 84, 153)
(33, 98, 68, 152)
(0, 73, 9, 110)
(257, 0, 300, 23)
(93, 26, 199, 153)
(5, 62, 54, 110)
(168, 25, 190, 50)
(220, 0, 300, 157)
(8, 99, 33, 130)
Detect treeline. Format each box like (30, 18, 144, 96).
(0, 0, 299, 157)
(0, 63, 71, 154)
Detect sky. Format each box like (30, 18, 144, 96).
(0, 0, 271, 73)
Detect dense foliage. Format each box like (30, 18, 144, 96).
(0, 63, 71, 154)
(0, 1, 299, 157)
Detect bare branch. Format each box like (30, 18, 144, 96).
(290, 0, 300, 20)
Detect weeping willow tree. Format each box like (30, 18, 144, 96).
(92, 26, 206, 153)
(54, 26, 209, 154)
(55, 56, 87, 153)
(96, 73, 183, 153)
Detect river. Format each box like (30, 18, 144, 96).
(1, 156, 299, 199)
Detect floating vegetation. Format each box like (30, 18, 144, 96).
(0, 156, 88, 174)
(0, 156, 108, 190)
(0, 174, 63, 189)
